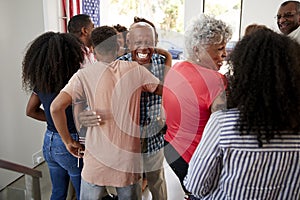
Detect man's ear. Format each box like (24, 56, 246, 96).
(81, 27, 88, 36)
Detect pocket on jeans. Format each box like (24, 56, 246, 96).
(53, 146, 78, 169)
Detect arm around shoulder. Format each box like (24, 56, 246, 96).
(154, 83, 163, 96)
(155, 47, 172, 68)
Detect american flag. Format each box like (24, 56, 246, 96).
(61, 0, 100, 32)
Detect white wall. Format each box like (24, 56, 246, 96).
(0, 0, 46, 190)
(184, 0, 203, 29)
(43, 0, 61, 31)
(241, 0, 285, 35)
(0, 0, 288, 190)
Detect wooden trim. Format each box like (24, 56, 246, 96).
(0, 159, 42, 178)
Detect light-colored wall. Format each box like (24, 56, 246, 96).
(0, 0, 46, 190)
(184, 0, 203, 29)
(0, 0, 287, 190)
(241, 0, 285, 35)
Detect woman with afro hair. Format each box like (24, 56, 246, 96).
(22, 32, 85, 200)
(184, 28, 300, 199)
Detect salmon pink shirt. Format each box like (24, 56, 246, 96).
(163, 61, 226, 163)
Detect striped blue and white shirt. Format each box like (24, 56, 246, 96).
(184, 108, 300, 200)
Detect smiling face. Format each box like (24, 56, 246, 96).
(206, 42, 227, 70)
(277, 2, 300, 35)
(198, 41, 227, 70)
(128, 23, 155, 65)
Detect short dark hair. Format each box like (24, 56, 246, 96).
(67, 14, 92, 35)
(91, 26, 118, 53)
(113, 24, 128, 49)
(244, 24, 268, 36)
(113, 24, 127, 33)
(281, 1, 300, 12)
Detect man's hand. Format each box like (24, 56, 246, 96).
(78, 110, 101, 127)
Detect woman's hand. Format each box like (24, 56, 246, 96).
(65, 140, 84, 158)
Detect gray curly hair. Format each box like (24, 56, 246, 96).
(184, 14, 232, 59)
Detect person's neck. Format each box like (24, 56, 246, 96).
(187, 58, 217, 71)
(99, 55, 115, 64)
(142, 63, 151, 68)
(289, 25, 300, 34)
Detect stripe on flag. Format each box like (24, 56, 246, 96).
(61, 0, 100, 32)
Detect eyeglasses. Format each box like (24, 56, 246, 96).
(275, 12, 299, 20)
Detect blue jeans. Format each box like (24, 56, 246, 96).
(43, 129, 83, 200)
(80, 179, 141, 200)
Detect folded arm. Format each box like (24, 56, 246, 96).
(26, 92, 46, 121)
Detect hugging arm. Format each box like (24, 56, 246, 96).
(155, 47, 172, 68)
(78, 110, 101, 127)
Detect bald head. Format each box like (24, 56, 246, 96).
(129, 22, 154, 31)
(277, 1, 300, 35)
(127, 22, 155, 66)
(128, 22, 155, 43)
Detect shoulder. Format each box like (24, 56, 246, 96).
(75, 64, 97, 77)
(152, 53, 166, 63)
(210, 108, 239, 123)
(112, 60, 144, 74)
(114, 60, 139, 67)
(172, 61, 191, 69)
(118, 53, 132, 61)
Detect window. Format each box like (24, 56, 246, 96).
(100, 0, 184, 33)
(204, 0, 242, 41)
(100, 0, 242, 61)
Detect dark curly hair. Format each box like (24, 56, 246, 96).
(228, 28, 300, 145)
(280, 1, 300, 12)
(113, 24, 128, 49)
(22, 32, 85, 93)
